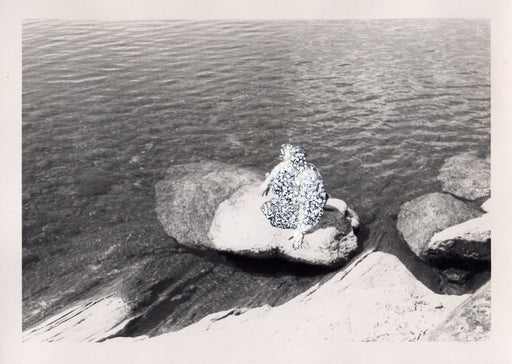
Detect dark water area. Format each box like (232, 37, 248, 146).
(22, 19, 490, 337)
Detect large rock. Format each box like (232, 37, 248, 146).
(397, 192, 481, 260)
(155, 161, 261, 247)
(111, 252, 469, 343)
(208, 184, 359, 266)
(156, 161, 359, 267)
(23, 297, 131, 342)
(425, 213, 491, 262)
(424, 280, 490, 341)
(437, 152, 490, 200)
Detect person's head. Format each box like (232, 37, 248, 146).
(290, 146, 307, 167)
(279, 144, 294, 161)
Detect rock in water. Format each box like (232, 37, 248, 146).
(437, 152, 490, 200)
(155, 161, 359, 267)
(155, 161, 261, 248)
(426, 214, 491, 262)
(440, 268, 472, 284)
(397, 193, 481, 260)
(208, 184, 359, 267)
(424, 280, 490, 341)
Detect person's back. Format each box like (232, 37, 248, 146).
(294, 163, 327, 227)
(260, 144, 327, 249)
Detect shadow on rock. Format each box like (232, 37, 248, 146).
(218, 252, 337, 277)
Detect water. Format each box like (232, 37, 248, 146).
(22, 19, 490, 336)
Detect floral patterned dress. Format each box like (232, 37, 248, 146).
(261, 161, 327, 232)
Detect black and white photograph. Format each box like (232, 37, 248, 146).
(2, 0, 511, 362)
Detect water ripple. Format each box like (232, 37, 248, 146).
(23, 18, 490, 258)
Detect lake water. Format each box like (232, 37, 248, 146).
(22, 19, 490, 336)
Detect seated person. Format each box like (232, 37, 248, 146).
(260, 144, 327, 249)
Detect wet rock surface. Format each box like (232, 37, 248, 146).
(437, 152, 490, 201)
(110, 252, 469, 343)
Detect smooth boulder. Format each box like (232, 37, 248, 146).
(208, 183, 359, 267)
(397, 192, 481, 260)
(155, 161, 260, 248)
(426, 213, 491, 262)
(437, 152, 490, 200)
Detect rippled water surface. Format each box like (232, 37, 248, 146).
(22, 19, 490, 336)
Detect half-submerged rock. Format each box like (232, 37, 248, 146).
(437, 152, 490, 201)
(156, 161, 359, 267)
(155, 161, 261, 248)
(209, 183, 359, 267)
(426, 213, 491, 262)
(397, 192, 481, 261)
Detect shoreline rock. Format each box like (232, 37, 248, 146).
(397, 192, 481, 260)
(109, 251, 471, 343)
(209, 184, 359, 266)
(24, 250, 490, 343)
(423, 280, 491, 341)
(426, 213, 491, 262)
(156, 161, 360, 267)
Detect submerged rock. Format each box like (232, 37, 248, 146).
(426, 214, 491, 262)
(437, 152, 490, 200)
(441, 268, 472, 284)
(424, 280, 490, 341)
(22, 247, 40, 269)
(397, 192, 481, 260)
(209, 184, 359, 267)
(155, 161, 261, 248)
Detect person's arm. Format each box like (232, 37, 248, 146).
(309, 163, 329, 203)
(261, 163, 282, 196)
(310, 162, 323, 180)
